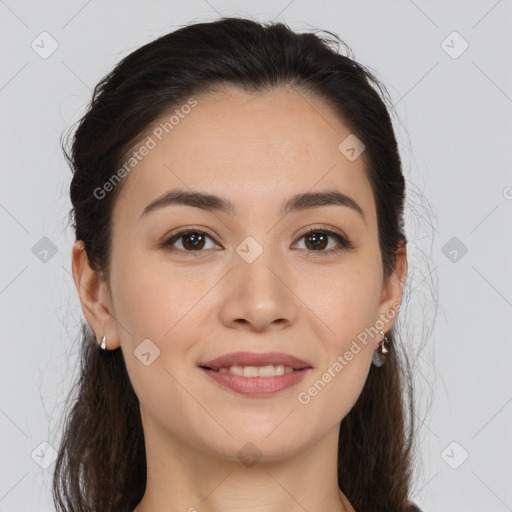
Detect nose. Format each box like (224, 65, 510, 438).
(218, 243, 298, 333)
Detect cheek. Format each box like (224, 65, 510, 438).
(111, 245, 205, 343)
(292, 256, 382, 407)
(295, 349, 371, 437)
(112, 260, 204, 431)
(295, 258, 382, 341)
(111, 252, 210, 395)
(293, 267, 380, 424)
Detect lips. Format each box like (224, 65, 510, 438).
(199, 351, 313, 371)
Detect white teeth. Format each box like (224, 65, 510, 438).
(257, 365, 280, 377)
(243, 366, 259, 377)
(215, 364, 296, 377)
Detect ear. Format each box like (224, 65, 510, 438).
(377, 238, 408, 339)
(71, 240, 120, 350)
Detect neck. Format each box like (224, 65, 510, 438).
(133, 418, 351, 512)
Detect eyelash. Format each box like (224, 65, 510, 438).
(159, 224, 354, 257)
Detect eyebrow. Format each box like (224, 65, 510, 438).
(140, 188, 366, 223)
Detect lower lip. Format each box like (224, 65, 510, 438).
(200, 367, 311, 396)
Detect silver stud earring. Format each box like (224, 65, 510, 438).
(371, 331, 389, 367)
(100, 335, 107, 350)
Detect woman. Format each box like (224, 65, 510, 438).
(54, 16, 424, 512)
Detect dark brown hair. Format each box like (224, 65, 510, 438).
(54, 16, 421, 512)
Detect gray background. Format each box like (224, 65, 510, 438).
(1, 1, 511, 510)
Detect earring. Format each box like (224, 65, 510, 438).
(100, 335, 107, 350)
(371, 331, 389, 367)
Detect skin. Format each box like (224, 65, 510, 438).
(72, 85, 407, 512)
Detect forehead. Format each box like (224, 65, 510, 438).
(112, 86, 375, 226)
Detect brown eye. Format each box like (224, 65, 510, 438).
(162, 230, 219, 253)
(303, 231, 329, 251)
(179, 232, 206, 250)
(294, 227, 353, 256)
(160, 226, 353, 257)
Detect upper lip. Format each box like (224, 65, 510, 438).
(199, 351, 313, 370)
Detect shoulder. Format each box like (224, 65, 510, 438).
(405, 503, 423, 512)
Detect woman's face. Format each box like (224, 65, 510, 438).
(85, 86, 405, 461)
